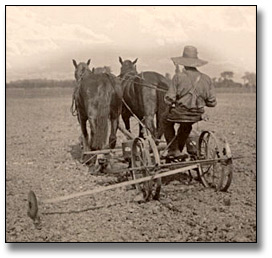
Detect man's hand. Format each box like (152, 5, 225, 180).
(168, 102, 176, 113)
(171, 102, 176, 108)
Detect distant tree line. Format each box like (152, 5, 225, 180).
(212, 71, 256, 90)
(6, 66, 113, 89)
(166, 69, 256, 90)
(7, 69, 256, 90)
(6, 78, 76, 89)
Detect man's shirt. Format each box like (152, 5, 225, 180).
(165, 68, 217, 110)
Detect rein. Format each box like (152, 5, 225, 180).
(119, 73, 168, 93)
(118, 70, 169, 137)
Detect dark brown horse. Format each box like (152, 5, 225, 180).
(118, 57, 169, 139)
(72, 59, 122, 156)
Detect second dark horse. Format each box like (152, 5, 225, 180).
(119, 57, 169, 139)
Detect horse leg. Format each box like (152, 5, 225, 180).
(77, 114, 84, 149)
(78, 114, 89, 161)
(88, 117, 96, 151)
(122, 107, 131, 132)
(144, 115, 156, 138)
(139, 124, 144, 138)
(80, 119, 89, 151)
(109, 117, 119, 149)
(156, 107, 169, 140)
(141, 84, 157, 138)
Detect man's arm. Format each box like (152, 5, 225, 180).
(205, 78, 217, 107)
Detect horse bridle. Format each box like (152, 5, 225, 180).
(75, 65, 91, 82)
(71, 66, 90, 117)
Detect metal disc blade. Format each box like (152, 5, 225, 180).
(27, 190, 38, 221)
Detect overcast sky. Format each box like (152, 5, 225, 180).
(6, 6, 256, 82)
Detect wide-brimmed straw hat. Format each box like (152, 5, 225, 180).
(171, 46, 208, 67)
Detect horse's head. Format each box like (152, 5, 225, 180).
(72, 59, 91, 81)
(119, 57, 138, 77)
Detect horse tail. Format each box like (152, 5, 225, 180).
(156, 77, 169, 139)
(90, 82, 112, 150)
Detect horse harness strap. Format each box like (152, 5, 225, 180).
(71, 73, 85, 117)
(179, 73, 202, 100)
(135, 74, 167, 93)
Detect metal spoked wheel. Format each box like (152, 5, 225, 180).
(145, 136, 161, 200)
(131, 137, 161, 201)
(220, 139, 233, 191)
(197, 131, 233, 191)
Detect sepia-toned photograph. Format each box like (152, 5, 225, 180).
(6, 5, 256, 242)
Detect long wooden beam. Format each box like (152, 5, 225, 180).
(83, 143, 167, 155)
(110, 156, 237, 174)
(42, 165, 198, 204)
(83, 148, 122, 155)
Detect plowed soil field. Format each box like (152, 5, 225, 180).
(6, 88, 256, 242)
